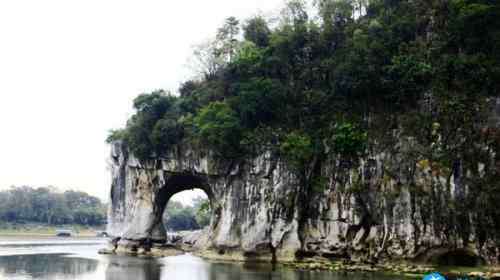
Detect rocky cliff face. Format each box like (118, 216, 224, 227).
(108, 140, 499, 265)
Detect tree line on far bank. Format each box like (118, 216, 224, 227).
(164, 197, 211, 232)
(0, 186, 210, 231)
(0, 186, 106, 226)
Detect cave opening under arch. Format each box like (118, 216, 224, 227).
(153, 173, 215, 241)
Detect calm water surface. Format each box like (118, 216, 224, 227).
(0, 237, 405, 280)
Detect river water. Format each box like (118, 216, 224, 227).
(0, 237, 408, 280)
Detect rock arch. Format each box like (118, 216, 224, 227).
(107, 141, 499, 264)
(107, 147, 222, 245)
(107, 141, 300, 260)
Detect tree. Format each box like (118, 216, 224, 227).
(163, 197, 211, 231)
(125, 91, 180, 160)
(243, 16, 271, 47)
(151, 118, 182, 155)
(193, 101, 243, 157)
(280, 131, 314, 171)
(231, 78, 282, 129)
(280, 0, 308, 28)
(216, 17, 240, 63)
(192, 196, 211, 228)
(190, 39, 226, 79)
(164, 201, 199, 231)
(330, 122, 367, 161)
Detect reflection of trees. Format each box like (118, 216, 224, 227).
(208, 262, 277, 280)
(0, 254, 98, 279)
(105, 255, 160, 280)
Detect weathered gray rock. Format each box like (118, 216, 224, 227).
(107, 140, 499, 264)
(174, 229, 208, 248)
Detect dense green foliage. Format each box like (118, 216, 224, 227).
(110, 0, 500, 241)
(163, 197, 210, 231)
(0, 186, 106, 226)
(109, 0, 500, 160)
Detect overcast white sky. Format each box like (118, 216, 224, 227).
(0, 0, 283, 203)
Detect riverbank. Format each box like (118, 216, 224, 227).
(191, 248, 500, 279)
(0, 222, 105, 237)
(284, 260, 500, 279)
(263, 258, 500, 279)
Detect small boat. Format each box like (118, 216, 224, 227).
(55, 229, 73, 237)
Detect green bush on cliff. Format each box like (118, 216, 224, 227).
(108, 0, 500, 164)
(330, 123, 367, 160)
(193, 101, 243, 158)
(280, 131, 314, 170)
(107, 90, 183, 159)
(106, 129, 127, 143)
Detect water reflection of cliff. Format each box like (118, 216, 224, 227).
(0, 252, 404, 280)
(0, 254, 98, 279)
(206, 261, 396, 280)
(105, 256, 161, 280)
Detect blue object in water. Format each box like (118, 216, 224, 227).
(423, 272, 446, 280)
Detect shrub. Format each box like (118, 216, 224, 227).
(280, 131, 314, 170)
(193, 101, 243, 157)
